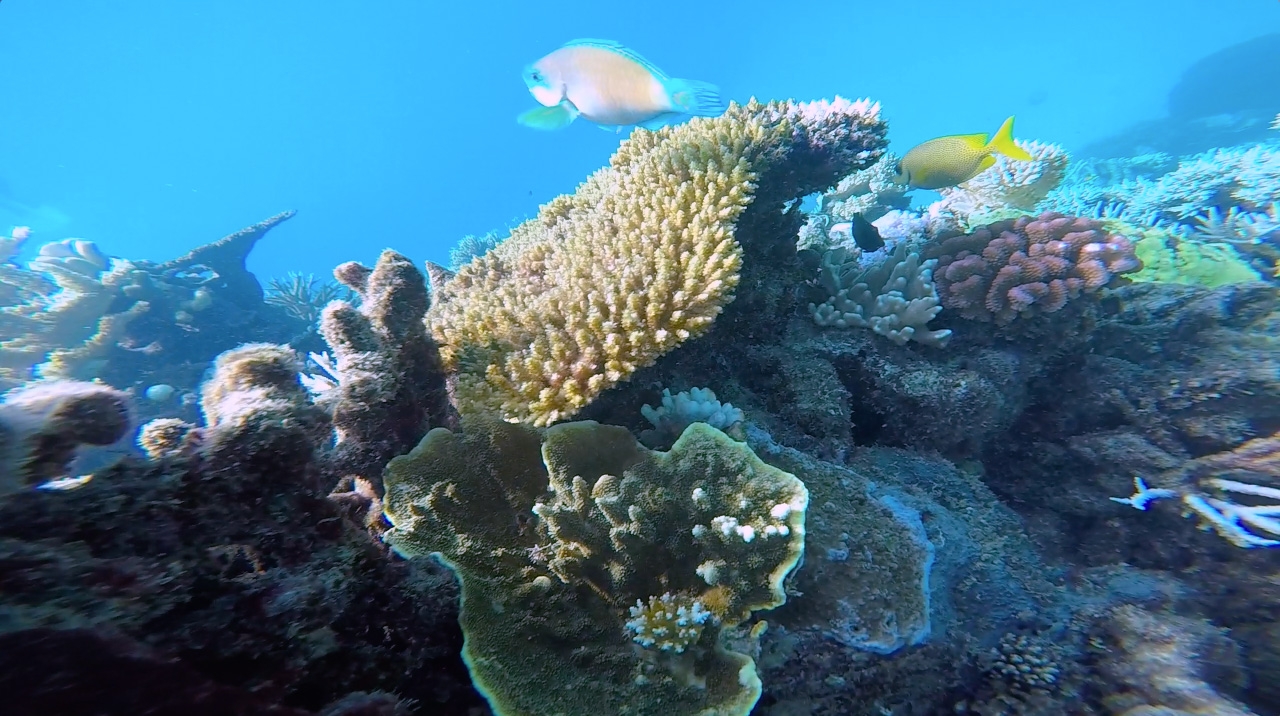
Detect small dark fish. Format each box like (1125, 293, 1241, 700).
(850, 213, 885, 252)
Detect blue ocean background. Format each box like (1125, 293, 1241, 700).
(0, 0, 1276, 280)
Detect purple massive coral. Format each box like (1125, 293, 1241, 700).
(925, 212, 1142, 324)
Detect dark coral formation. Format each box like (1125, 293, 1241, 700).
(0, 340, 476, 715)
(926, 212, 1142, 324)
(318, 250, 454, 487)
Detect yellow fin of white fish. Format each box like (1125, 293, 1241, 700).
(518, 101, 580, 131)
(985, 116, 1034, 161)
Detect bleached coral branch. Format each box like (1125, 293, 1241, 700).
(809, 242, 951, 347)
(1111, 433, 1280, 548)
(932, 140, 1070, 228)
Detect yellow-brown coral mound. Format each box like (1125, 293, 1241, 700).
(432, 100, 871, 425)
(429, 99, 886, 425)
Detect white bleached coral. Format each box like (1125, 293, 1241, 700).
(931, 140, 1070, 228)
(640, 386, 744, 448)
(809, 242, 952, 347)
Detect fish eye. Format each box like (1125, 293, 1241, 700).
(530, 71, 543, 81)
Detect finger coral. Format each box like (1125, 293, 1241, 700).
(925, 212, 1142, 324)
(315, 250, 454, 485)
(381, 417, 809, 716)
(809, 241, 952, 347)
(426, 97, 887, 425)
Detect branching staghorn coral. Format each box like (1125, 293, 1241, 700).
(1112, 432, 1280, 548)
(925, 212, 1142, 324)
(264, 271, 356, 326)
(931, 140, 1070, 229)
(1192, 204, 1280, 246)
(1038, 144, 1280, 228)
(426, 97, 887, 425)
(810, 241, 952, 346)
(381, 416, 808, 716)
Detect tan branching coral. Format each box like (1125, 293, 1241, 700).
(932, 140, 1070, 229)
(427, 98, 887, 425)
(925, 212, 1142, 324)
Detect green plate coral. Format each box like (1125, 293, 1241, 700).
(381, 418, 809, 716)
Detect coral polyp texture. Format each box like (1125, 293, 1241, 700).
(381, 417, 808, 716)
(425, 97, 887, 425)
(0, 379, 132, 496)
(925, 212, 1142, 324)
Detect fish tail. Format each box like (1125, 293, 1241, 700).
(666, 79, 727, 117)
(986, 116, 1034, 161)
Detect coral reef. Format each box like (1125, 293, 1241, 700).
(0, 341, 476, 714)
(426, 97, 887, 425)
(639, 385, 744, 448)
(809, 241, 952, 347)
(382, 417, 808, 716)
(926, 212, 1142, 324)
(0, 212, 302, 431)
(5, 88, 1280, 716)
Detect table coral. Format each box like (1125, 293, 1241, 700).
(426, 97, 887, 426)
(926, 212, 1142, 324)
(381, 417, 808, 716)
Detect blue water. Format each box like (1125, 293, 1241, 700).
(0, 0, 1276, 281)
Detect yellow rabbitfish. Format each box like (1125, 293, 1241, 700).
(894, 116, 1035, 190)
(518, 38, 726, 132)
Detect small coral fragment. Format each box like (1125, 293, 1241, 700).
(0, 380, 132, 496)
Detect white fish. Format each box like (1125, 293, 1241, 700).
(518, 39, 725, 132)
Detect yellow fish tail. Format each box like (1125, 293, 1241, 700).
(985, 116, 1034, 161)
(666, 79, 727, 117)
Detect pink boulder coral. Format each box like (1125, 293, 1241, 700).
(925, 212, 1142, 324)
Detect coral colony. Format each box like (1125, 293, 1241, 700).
(1, 94, 1279, 716)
